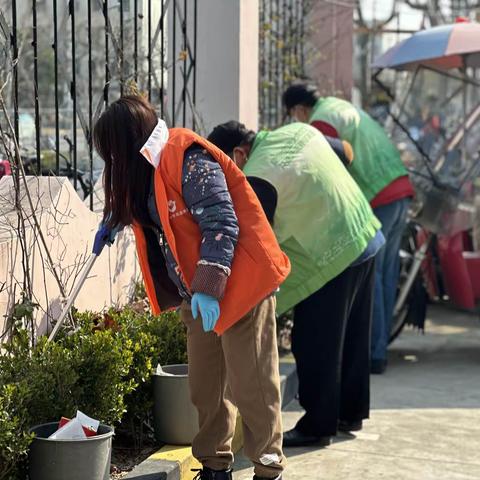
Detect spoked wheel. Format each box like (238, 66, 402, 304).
(389, 225, 428, 344)
(389, 275, 428, 343)
(390, 292, 410, 343)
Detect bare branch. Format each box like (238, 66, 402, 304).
(404, 0, 428, 10)
(356, 0, 397, 31)
(356, 2, 366, 27)
(0, 93, 68, 300)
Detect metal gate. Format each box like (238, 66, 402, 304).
(259, 0, 310, 129)
(0, 0, 198, 207)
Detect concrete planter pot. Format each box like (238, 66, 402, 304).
(153, 364, 199, 445)
(28, 422, 114, 480)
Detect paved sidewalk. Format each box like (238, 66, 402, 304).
(233, 305, 480, 480)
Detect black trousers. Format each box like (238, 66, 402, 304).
(292, 257, 375, 437)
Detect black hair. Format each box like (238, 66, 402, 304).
(207, 120, 256, 155)
(282, 81, 319, 111)
(93, 95, 157, 227)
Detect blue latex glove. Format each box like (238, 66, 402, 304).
(92, 223, 122, 255)
(191, 293, 220, 332)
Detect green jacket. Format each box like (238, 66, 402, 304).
(243, 123, 381, 314)
(310, 97, 407, 201)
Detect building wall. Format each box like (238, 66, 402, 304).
(194, 0, 259, 134)
(305, 0, 354, 100)
(239, 0, 260, 131)
(0, 177, 139, 338)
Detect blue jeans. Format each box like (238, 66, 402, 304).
(371, 198, 411, 361)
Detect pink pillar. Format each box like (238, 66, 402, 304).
(304, 0, 354, 100)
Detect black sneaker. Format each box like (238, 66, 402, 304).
(338, 419, 363, 432)
(282, 427, 332, 447)
(371, 358, 387, 374)
(192, 467, 233, 480)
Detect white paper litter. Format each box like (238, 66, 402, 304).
(259, 453, 281, 466)
(49, 418, 86, 440)
(156, 363, 175, 376)
(76, 410, 100, 432)
(48, 410, 99, 440)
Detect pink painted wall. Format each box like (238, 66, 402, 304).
(304, 0, 354, 100)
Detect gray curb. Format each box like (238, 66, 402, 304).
(125, 459, 179, 480)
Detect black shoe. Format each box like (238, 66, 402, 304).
(371, 358, 387, 374)
(192, 467, 233, 480)
(338, 419, 363, 432)
(282, 428, 332, 447)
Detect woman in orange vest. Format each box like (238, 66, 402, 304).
(92, 95, 290, 480)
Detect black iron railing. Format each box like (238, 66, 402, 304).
(0, 0, 198, 207)
(259, 0, 309, 129)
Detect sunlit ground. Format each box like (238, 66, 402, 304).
(234, 305, 480, 479)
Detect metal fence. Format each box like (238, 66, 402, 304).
(259, 0, 310, 129)
(0, 0, 198, 207)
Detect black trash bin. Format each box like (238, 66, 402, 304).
(28, 422, 114, 480)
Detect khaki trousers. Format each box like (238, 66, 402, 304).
(180, 295, 285, 478)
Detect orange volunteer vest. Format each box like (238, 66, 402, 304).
(132, 128, 291, 334)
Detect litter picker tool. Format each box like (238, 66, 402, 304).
(47, 253, 98, 342)
(47, 224, 120, 342)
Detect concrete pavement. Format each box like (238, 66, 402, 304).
(233, 305, 480, 479)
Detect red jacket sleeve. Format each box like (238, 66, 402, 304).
(311, 120, 339, 139)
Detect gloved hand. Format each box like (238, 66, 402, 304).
(341, 140, 354, 165)
(92, 222, 122, 255)
(191, 293, 220, 332)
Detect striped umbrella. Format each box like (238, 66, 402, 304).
(373, 21, 480, 71)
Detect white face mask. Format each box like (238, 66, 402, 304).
(140, 119, 169, 168)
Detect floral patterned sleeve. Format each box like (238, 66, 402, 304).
(182, 145, 239, 300)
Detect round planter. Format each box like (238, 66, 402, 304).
(28, 422, 114, 480)
(153, 364, 199, 445)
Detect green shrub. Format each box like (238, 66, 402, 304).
(0, 307, 188, 476)
(0, 331, 78, 479)
(65, 330, 135, 425)
(0, 384, 33, 480)
(74, 307, 187, 444)
(0, 326, 137, 428)
(24, 338, 80, 425)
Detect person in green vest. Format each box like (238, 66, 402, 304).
(207, 121, 385, 448)
(283, 82, 415, 374)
